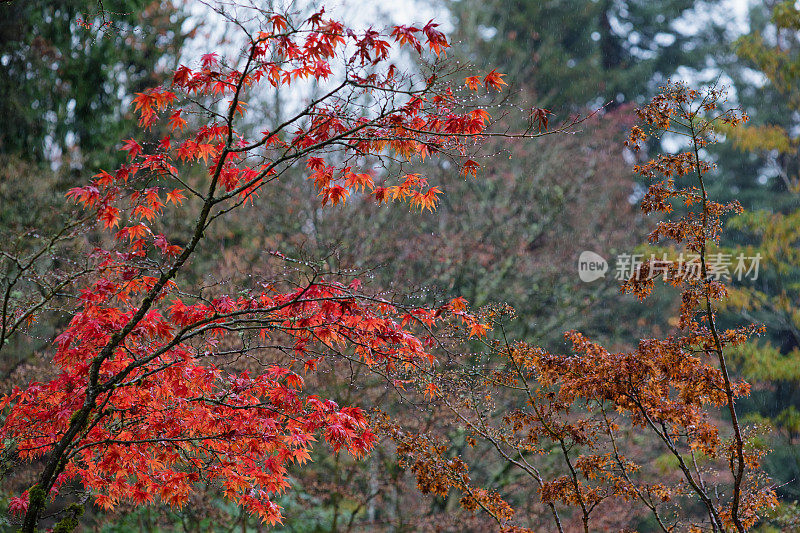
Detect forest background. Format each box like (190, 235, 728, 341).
(1, 0, 799, 531)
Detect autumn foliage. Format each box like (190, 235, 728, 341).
(0, 3, 784, 532)
(0, 7, 510, 531)
(392, 84, 778, 532)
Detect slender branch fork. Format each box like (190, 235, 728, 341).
(387, 85, 768, 532)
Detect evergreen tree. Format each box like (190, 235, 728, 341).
(0, 0, 187, 168)
(450, 0, 724, 108)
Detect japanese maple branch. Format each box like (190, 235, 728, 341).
(690, 110, 746, 533)
(598, 402, 671, 533)
(512, 357, 591, 533)
(17, 32, 259, 531)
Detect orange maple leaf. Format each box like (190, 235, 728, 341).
(483, 70, 507, 91)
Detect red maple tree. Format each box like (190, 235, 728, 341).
(0, 7, 556, 530)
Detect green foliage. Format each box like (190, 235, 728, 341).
(450, 0, 723, 108)
(711, 1, 800, 208)
(53, 504, 83, 533)
(0, 0, 187, 168)
(730, 342, 800, 382)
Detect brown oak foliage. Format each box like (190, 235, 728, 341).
(393, 83, 778, 533)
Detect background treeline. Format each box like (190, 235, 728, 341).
(1, 0, 798, 530)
